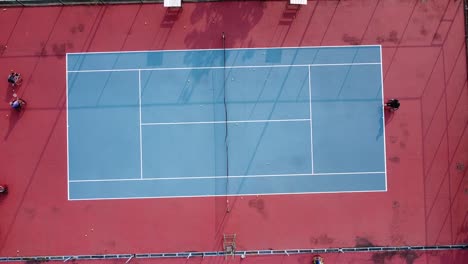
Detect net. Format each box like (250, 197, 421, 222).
(222, 32, 230, 212)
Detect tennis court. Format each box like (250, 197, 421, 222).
(66, 46, 386, 200)
(2, 0, 467, 261)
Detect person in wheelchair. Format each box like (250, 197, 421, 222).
(8, 71, 21, 86)
(312, 255, 324, 264)
(9, 97, 26, 111)
(385, 98, 400, 111)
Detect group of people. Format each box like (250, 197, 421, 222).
(1, 71, 23, 196)
(1, 71, 25, 196)
(7, 71, 26, 111)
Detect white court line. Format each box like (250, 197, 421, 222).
(380, 46, 388, 192)
(308, 65, 314, 174)
(141, 118, 310, 126)
(69, 189, 387, 201)
(69, 171, 386, 183)
(66, 44, 382, 55)
(66, 53, 70, 201)
(67, 45, 386, 200)
(138, 70, 143, 179)
(66, 62, 382, 73)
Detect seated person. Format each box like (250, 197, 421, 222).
(385, 98, 400, 111)
(7, 71, 21, 86)
(10, 97, 26, 110)
(312, 255, 324, 264)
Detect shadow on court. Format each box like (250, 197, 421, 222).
(160, 7, 182, 28)
(3, 108, 25, 141)
(184, 1, 265, 49)
(376, 106, 395, 141)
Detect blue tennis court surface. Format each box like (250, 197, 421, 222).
(66, 46, 386, 200)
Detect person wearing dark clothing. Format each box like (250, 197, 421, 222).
(385, 99, 400, 111)
(7, 71, 21, 86)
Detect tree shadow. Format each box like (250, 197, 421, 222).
(160, 7, 182, 28)
(279, 2, 301, 26)
(179, 1, 267, 104)
(185, 1, 266, 49)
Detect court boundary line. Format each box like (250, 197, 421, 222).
(380, 46, 388, 192)
(1, 244, 465, 262)
(69, 171, 386, 182)
(67, 62, 382, 73)
(66, 53, 70, 200)
(308, 65, 314, 174)
(138, 70, 143, 179)
(68, 189, 388, 201)
(141, 118, 310, 126)
(66, 47, 387, 200)
(66, 44, 382, 55)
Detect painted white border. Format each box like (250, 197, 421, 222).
(69, 171, 386, 182)
(308, 65, 314, 174)
(66, 53, 70, 200)
(66, 45, 386, 200)
(138, 70, 143, 179)
(141, 118, 310, 126)
(67, 63, 382, 73)
(379, 46, 388, 191)
(69, 189, 388, 201)
(66, 44, 382, 55)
